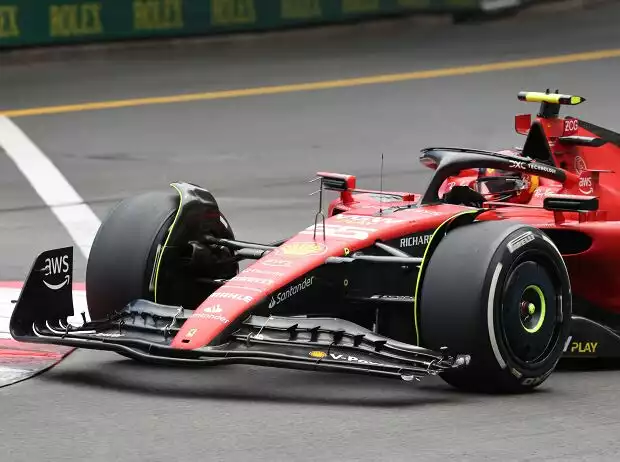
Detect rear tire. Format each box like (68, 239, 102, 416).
(86, 189, 236, 320)
(419, 221, 571, 393)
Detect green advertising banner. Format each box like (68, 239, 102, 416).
(0, 0, 480, 49)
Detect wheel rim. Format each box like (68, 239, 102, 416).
(519, 285, 546, 334)
(501, 260, 560, 365)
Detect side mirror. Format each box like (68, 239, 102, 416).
(314, 172, 356, 205)
(543, 194, 598, 212)
(315, 172, 356, 192)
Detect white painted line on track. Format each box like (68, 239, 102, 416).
(0, 116, 101, 259)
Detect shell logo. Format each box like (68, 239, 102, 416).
(309, 351, 327, 359)
(278, 242, 327, 257)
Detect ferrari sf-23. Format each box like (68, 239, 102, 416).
(11, 90, 620, 393)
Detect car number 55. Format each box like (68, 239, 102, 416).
(301, 224, 373, 240)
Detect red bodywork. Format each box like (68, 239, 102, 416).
(172, 101, 620, 349)
(172, 201, 465, 349)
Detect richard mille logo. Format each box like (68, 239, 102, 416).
(399, 234, 431, 249)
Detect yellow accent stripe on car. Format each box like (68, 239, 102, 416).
(153, 183, 184, 303)
(413, 209, 482, 346)
(517, 91, 585, 106)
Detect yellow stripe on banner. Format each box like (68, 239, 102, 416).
(2, 48, 620, 118)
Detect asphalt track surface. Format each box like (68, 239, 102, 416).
(2, 4, 620, 461)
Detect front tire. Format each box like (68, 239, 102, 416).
(86, 188, 237, 320)
(419, 221, 571, 393)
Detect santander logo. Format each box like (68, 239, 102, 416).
(268, 276, 315, 309)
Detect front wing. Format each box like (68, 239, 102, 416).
(9, 247, 470, 382)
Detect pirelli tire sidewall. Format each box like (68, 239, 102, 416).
(419, 221, 572, 393)
(487, 226, 571, 388)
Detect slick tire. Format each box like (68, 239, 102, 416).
(86, 190, 235, 320)
(86, 191, 178, 320)
(418, 221, 571, 394)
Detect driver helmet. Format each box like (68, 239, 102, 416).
(473, 168, 539, 204)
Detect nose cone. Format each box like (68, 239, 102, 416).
(171, 239, 334, 349)
(169, 211, 436, 350)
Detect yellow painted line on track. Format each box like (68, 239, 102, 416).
(3, 48, 620, 118)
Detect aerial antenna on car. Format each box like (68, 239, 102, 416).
(379, 154, 384, 216)
(309, 176, 327, 241)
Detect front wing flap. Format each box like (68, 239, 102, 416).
(10, 247, 470, 382)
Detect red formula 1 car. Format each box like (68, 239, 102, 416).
(11, 91, 620, 393)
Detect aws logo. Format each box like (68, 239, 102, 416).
(40, 255, 71, 291)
